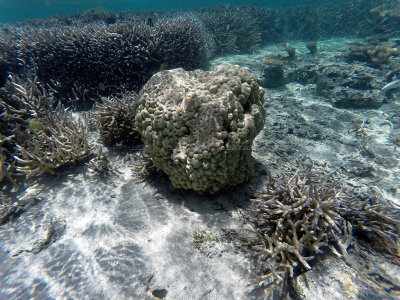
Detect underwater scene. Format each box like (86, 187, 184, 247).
(0, 0, 399, 299)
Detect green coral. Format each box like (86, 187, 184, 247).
(135, 63, 266, 194)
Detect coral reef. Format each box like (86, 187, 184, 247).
(2, 1, 393, 65)
(94, 92, 141, 148)
(135, 63, 266, 194)
(261, 54, 286, 88)
(346, 40, 399, 68)
(197, 6, 262, 54)
(277, 43, 297, 60)
(0, 3, 395, 109)
(0, 76, 91, 187)
(243, 161, 353, 288)
(0, 16, 213, 108)
(306, 41, 318, 55)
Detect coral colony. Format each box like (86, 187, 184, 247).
(0, 77, 90, 188)
(241, 161, 400, 288)
(94, 92, 141, 148)
(243, 162, 353, 287)
(135, 64, 265, 193)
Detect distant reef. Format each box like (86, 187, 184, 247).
(0, 1, 398, 109)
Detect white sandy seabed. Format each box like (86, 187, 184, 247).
(0, 38, 399, 300)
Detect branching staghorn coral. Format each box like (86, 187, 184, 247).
(340, 187, 400, 253)
(93, 92, 141, 148)
(0, 76, 91, 187)
(0, 16, 213, 108)
(13, 106, 90, 178)
(197, 7, 261, 54)
(243, 161, 353, 288)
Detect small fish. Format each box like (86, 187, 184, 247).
(382, 79, 400, 94)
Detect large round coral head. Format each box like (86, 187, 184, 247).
(135, 63, 266, 194)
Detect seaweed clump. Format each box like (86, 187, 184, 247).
(0, 77, 91, 188)
(243, 161, 352, 288)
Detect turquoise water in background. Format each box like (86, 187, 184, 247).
(0, 0, 345, 23)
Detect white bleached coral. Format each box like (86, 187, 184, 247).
(135, 63, 266, 193)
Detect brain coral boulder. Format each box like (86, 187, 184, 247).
(135, 63, 266, 193)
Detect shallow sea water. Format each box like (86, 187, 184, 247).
(1, 35, 399, 299)
(1, 0, 400, 297)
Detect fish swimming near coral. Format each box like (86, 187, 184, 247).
(381, 79, 400, 94)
